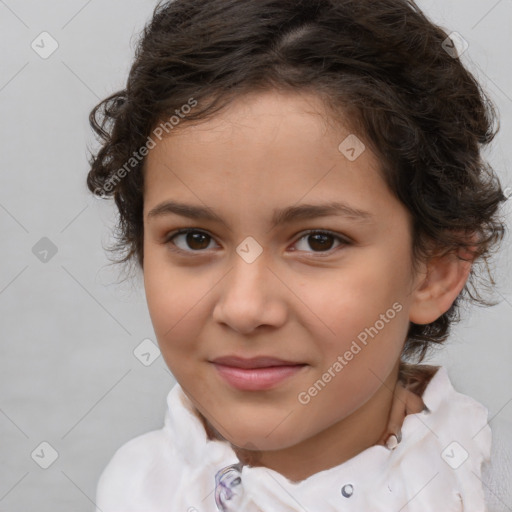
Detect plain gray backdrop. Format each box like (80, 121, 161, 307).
(1, 0, 511, 510)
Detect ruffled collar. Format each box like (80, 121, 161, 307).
(163, 367, 491, 511)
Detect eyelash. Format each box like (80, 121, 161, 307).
(163, 228, 351, 257)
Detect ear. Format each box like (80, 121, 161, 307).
(409, 247, 474, 325)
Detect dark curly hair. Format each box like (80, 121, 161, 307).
(86, 0, 507, 364)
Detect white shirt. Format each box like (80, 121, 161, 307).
(95, 367, 511, 511)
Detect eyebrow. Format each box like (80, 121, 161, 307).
(147, 200, 373, 227)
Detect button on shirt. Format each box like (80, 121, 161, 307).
(95, 367, 498, 511)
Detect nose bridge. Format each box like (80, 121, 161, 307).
(226, 242, 270, 298)
(213, 241, 286, 332)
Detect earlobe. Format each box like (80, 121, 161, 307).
(409, 249, 473, 325)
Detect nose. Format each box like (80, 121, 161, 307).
(211, 251, 288, 335)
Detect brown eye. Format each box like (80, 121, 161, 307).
(307, 233, 334, 251)
(293, 230, 349, 254)
(166, 230, 217, 252)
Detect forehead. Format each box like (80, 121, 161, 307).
(149, 90, 342, 153)
(142, 90, 404, 226)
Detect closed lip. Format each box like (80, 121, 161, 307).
(210, 355, 306, 369)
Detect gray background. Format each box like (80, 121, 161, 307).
(0, 0, 511, 510)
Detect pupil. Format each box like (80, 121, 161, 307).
(309, 233, 333, 251)
(188, 232, 209, 249)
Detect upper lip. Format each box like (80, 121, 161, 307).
(210, 355, 305, 369)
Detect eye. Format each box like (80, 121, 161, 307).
(292, 230, 350, 254)
(164, 229, 350, 256)
(165, 229, 219, 253)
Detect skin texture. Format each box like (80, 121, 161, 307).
(142, 90, 471, 482)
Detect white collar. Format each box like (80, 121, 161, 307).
(163, 366, 491, 511)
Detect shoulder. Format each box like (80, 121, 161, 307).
(94, 382, 207, 511)
(95, 428, 176, 512)
(388, 366, 492, 509)
(413, 366, 512, 511)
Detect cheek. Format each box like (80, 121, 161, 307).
(143, 254, 204, 353)
(144, 268, 206, 382)
(297, 265, 408, 422)
(305, 257, 408, 339)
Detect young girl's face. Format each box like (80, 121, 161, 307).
(142, 90, 424, 454)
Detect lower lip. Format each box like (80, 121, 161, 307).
(212, 363, 306, 391)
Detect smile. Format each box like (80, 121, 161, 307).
(211, 361, 307, 391)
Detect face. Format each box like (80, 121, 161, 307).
(142, 90, 423, 452)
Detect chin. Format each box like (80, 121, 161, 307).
(221, 423, 305, 452)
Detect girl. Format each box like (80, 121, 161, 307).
(87, 0, 509, 510)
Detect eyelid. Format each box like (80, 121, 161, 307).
(164, 228, 220, 255)
(164, 228, 351, 255)
(296, 229, 352, 245)
(291, 229, 351, 256)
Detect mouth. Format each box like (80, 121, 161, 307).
(210, 355, 308, 391)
